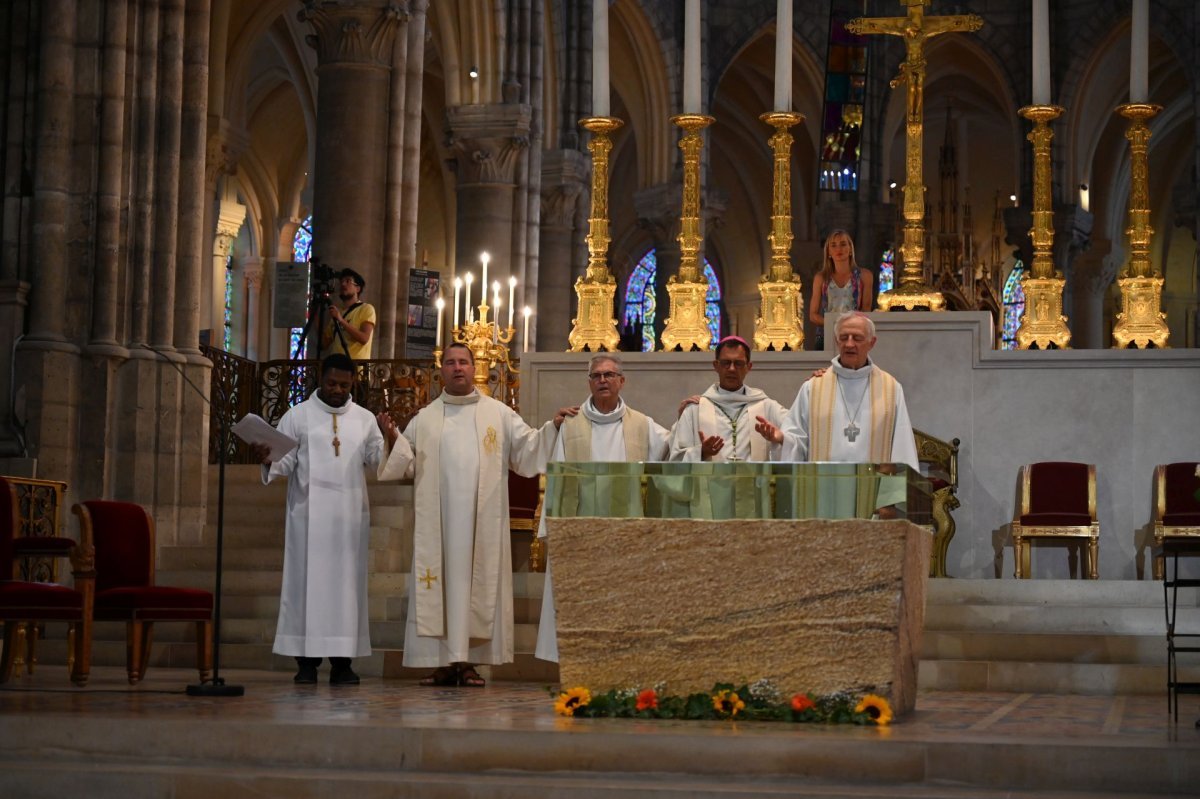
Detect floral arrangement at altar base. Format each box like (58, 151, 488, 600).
(551, 679, 893, 726)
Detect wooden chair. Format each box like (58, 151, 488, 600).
(73, 500, 213, 685)
(0, 476, 93, 685)
(1152, 462, 1200, 580)
(509, 471, 547, 572)
(1011, 462, 1099, 579)
(913, 429, 961, 578)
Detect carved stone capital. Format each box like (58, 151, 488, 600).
(205, 117, 250, 192)
(633, 181, 726, 244)
(299, 1, 408, 67)
(444, 104, 532, 185)
(241, 256, 264, 291)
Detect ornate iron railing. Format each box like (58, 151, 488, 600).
(202, 346, 522, 464)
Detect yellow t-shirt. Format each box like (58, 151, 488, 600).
(324, 302, 376, 360)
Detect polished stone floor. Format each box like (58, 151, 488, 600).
(2, 666, 1199, 797)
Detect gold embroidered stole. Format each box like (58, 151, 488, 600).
(809, 366, 899, 463)
(559, 408, 649, 517)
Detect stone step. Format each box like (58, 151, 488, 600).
(920, 629, 1168, 664)
(924, 602, 1170, 635)
(918, 657, 1200, 695)
(927, 576, 1200, 607)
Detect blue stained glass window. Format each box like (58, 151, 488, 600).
(623, 249, 722, 351)
(878, 248, 895, 294)
(223, 254, 234, 351)
(291, 215, 313, 358)
(1001, 259, 1026, 350)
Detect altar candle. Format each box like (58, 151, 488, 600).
(507, 276, 516, 328)
(593, 0, 610, 117)
(522, 306, 532, 353)
(480, 252, 490, 302)
(453, 277, 462, 329)
(1130, 0, 1148, 102)
(773, 0, 792, 111)
(683, 0, 701, 114)
(1032, 0, 1050, 105)
(464, 272, 474, 322)
(435, 297, 445, 345)
(492, 280, 501, 313)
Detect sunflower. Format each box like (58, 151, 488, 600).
(855, 694, 893, 726)
(790, 694, 815, 713)
(554, 686, 592, 717)
(635, 688, 658, 712)
(711, 689, 745, 717)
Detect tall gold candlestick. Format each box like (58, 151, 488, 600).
(661, 113, 716, 352)
(1112, 102, 1168, 348)
(568, 116, 623, 353)
(754, 111, 805, 351)
(1015, 104, 1071, 350)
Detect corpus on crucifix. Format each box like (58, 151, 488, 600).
(847, 1, 983, 311)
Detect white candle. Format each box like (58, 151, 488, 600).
(435, 297, 445, 345)
(683, 0, 701, 114)
(464, 272, 474, 322)
(773, 0, 792, 111)
(1130, 0, 1148, 102)
(1032, 0, 1050, 105)
(522, 306, 532, 353)
(453, 277, 462, 329)
(507, 276, 516, 328)
(492, 280, 501, 312)
(593, 0, 610, 117)
(480, 252, 490, 301)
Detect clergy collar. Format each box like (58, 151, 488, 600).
(441, 388, 481, 405)
(312, 393, 352, 415)
(831, 356, 875, 380)
(582, 396, 625, 425)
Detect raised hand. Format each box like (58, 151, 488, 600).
(375, 411, 399, 446)
(754, 415, 783, 445)
(699, 429, 724, 461)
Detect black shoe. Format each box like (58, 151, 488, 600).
(329, 658, 360, 686)
(294, 657, 321, 685)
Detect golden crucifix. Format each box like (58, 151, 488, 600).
(848, 1, 983, 311)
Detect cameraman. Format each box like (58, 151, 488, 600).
(322, 268, 376, 360)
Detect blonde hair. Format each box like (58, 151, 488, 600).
(819, 229, 858, 282)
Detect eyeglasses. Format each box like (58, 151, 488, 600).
(588, 371, 622, 381)
(716, 359, 748, 369)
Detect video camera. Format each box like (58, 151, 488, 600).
(310, 258, 338, 306)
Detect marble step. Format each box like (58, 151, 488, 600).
(927, 577, 1198, 606)
(918, 657, 1200, 695)
(920, 629, 1169, 664)
(925, 602, 1175, 635)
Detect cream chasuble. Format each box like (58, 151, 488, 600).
(377, 390, 555, 667)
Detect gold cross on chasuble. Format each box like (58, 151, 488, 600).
(419, 568, 438, 589)
(331, 414, 341, 456)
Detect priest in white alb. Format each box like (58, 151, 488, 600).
(253, 353, 386, 687)
(375, 342, 560, 687)
(535, 353, 671, 662)
(757, 312, 919, 517)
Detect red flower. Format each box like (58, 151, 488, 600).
(635, 688, 658, 711)
(791, 694, 815, 713)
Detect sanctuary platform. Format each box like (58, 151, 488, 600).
(1, 666, 1198, 798)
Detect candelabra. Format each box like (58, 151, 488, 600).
(568, 116, 623, 353)
(661, 113, 715, 351)
(754, 111, 805, 351)
(1112, 102, 1168, 348)
(1015, 104, 1071, 349)
(437, 299, 516, 397)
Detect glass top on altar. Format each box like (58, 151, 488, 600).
(544, 462, 932, 523)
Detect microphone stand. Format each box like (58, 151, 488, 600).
(136, 344, 243, 696)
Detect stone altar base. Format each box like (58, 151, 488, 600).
(548, 517, 931, 713)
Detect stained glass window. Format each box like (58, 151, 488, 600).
(1001, 259, 1026, 350)
(223, 254, 234, 351)
(291, 215, 313, 358)
(878, 248, 895, 294)
(623, 249, 722, 351)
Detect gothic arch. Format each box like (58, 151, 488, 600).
(611, 0, 674, 187)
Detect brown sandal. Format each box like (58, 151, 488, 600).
(419, 666, 459, 687)
(458, 665, 485, 687)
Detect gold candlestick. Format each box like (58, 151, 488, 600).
(1015, 104, 1071, 350)
(568, 116, 623, 353)
(1112, 102, 1168, 348)
(754, 112, 806, 351)
(661, 113, 716, 352)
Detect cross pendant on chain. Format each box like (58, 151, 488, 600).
(844, 422, 860, 442)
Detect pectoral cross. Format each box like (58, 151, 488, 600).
(844, 422, 861, 442)
(331, 415, 341, 456)
(419, 568, 438, 589)
(847, 2, 982, 305)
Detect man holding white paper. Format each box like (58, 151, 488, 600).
(248, 353, 387, 686)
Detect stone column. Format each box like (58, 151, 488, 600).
(300, 0, 404, 302)
(150, 0, 185, 351)
(210, 200, 246, 344)
(1067, 240, 1116, 349)
(536, 149, 587, 349)
(394, 0, 428, 356)
(445, 103, 531, 300)
(244, 260, 265, 361)
(634, 183, 684, 347)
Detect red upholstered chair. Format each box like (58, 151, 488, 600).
(509, 471, 546, 571)
(73, 500, 213, 685)
(1011, 462, 1099, 579)
(1152, 462, 1200, 580)
(0, 476, 93, 685)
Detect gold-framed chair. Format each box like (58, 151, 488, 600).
(1011, 461, 1099, 579)
(1151, 462, 1200, 580)
(913, 429, 960, 578)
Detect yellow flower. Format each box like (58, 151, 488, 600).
(554, 686, 592, 717)
(855, 694, 893, 726)
(711, 689, 745, 717)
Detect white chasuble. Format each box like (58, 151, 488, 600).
(377, 390, 555, 667)
(264, 395, 385, 658)
(535, 399, 671, 662)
